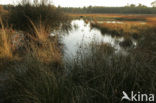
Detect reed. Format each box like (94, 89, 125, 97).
(0, 18, 12, 58)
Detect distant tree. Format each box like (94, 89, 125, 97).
(130, 4, 136, 7)
(88, 5, 92, 9)
(60, 6, 156, 14)
(151, 1, 156, 7)
(138, 3, 147, 8)
(57, 5, 61, 9)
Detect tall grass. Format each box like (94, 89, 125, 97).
(1, 57, 61, 103)
(1, 40, 156, 103)
(0, 16, 64, 103)
(24, 19, 62, 66)
(28, 39, 62, 65)
(29, 19, 50, 42)
(0, 18, 12, 58)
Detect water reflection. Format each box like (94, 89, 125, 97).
(60, 19, 136, 58)
(96, 21, 123, 24)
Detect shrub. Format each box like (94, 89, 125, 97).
(7, 0, 70, 34)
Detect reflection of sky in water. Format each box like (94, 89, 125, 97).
(97, 21, 123, 24)
(60, 19, 136, 59)
(96, 21, 146, 24)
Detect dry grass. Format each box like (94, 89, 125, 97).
(0, 5, 8, 16)
(69, 13, 124, 18)
(88, 15, 155, 39)
(26, 20, 62, 64)
(146, 17, 156, 25)
(69, 13, 156, 23)
(0, 19, 62, 66)
(29, 40, 62, 64)
(0, 18, 12, 58)
(29, 19, 51, 42)
(91, 22, 151, 37)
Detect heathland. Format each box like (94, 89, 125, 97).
(0, 1, 156, 103)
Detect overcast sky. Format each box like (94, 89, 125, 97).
(0, 0, 155, 7)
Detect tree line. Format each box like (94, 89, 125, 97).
(2, 3, 156, 14)
(58, 6, 156, 14)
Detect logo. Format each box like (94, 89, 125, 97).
(121, 91, 155, 102)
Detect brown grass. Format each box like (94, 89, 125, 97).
(69, 13, 156, 23)
(91, 21, 153, 38)
(77, 13, 156, 38)
(0, 18, 12, 58)
(29, 19, 51, 42)
(0, 18, 62, 66)
(0, 5, 8, 16)
(29, 40, 62, 64)
(26, 20, 62, 64)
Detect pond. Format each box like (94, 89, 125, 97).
(96, 21, 123, 24)
(58, 19, 137, 59)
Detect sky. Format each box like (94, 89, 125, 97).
(0, 0, 155, 7)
